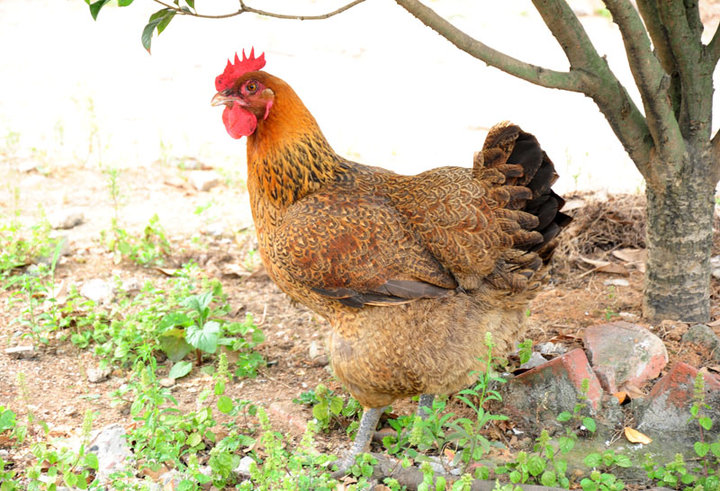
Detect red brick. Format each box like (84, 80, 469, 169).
(583, 322, 667, 392)
(647, 362, 720, 408)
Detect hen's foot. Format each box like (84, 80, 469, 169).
(331, 406, 384, 478)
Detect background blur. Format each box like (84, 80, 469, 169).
(3, 0, 720, 194)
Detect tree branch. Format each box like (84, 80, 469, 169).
(393, 0, 583, 92)
(604, 0, 684, 171)
(706, 22, 720, 65)
(394, 0, 653, 176)
(657, 0, 712, 143)
(529, 0, 654, 176)
(151, 0, 367, 20)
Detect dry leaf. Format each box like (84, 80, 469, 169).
(620, 383, 647, 399)
(579, 256, 630, 276)
(624, 426, 652, 444)
(612, 248, 647, 272)
(708, 365, 720, 374)
(444, 447, 456, 461)
(154, 267, 178, 277)
(708, 318, 720, 327)
(613, 391, 628, 404)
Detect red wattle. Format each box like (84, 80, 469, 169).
(222, 104, 257, 139)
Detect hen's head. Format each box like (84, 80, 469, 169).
(211, 49, 275, 139)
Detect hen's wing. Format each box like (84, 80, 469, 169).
(272, 191, 459, 308)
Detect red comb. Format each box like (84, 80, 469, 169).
(215, 48, 266, 91)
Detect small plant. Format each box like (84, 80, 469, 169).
(293, 384, 361, 433)
(581, 450, 631, 490)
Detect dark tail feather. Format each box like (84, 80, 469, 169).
(478, 122, 572, 266)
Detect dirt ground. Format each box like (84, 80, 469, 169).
(1, 157, 719, 483)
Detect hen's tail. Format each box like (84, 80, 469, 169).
(474, 122, 572, 289)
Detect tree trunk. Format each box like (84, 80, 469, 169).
(643, 152, 715, 322)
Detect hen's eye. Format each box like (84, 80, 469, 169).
(246, 81, 258, 94)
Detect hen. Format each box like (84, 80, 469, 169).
(211, 49, 571, 471)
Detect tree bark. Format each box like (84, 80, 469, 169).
(643, 151, 716, 322)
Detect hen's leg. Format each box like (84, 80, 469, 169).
(416, 394, 435, 420)
(332, 406, 384, 477)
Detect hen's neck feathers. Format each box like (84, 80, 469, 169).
(246, 75, 344, 207)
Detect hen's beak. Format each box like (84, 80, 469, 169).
(211, 92, 239, 107)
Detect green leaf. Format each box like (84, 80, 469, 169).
(614, 454, 632, 468)
(185, 0, 195, 8)
(141, 8, 175, 53)
(509, 470, 522, 484)
(557, 411, 572, 422)
(88, 0, 111, 20)
(580, 478, 598, 491)
(541, 470, 557, 487)
(584, 453, 602, 468)
(329, 396, 344, 416)
(186, 321, 220, 353)
(169, 360, 193, 379)
(159, 328, 193, 362)
(699, 416, 713, 431)
(0, 408, 17, 432)
(527, 455, 546, 476)
(582, 416, 597, 433)
(710, 441, 720, 457)
(694, 441, 710, 457)
(118, 0, 134, 5)
(217, 395, 234, 414)
(558, 436, 575, 454)
(187, 432, 202, 447)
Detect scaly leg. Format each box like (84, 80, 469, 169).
(416, 394, 435, 420)
(332, 406, 384, 477)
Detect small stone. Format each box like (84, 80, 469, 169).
(173, 156, 206, 170)
(120, 278, 142, 294)
(189, 170, 222, 192)
(89, 423, 132, 482)
(711, 255, 720, 280)
(234, 456, 256, 477)
(48, 209, 85, 230)
(537, 342, 567, 356)
(583, 321, 667, 392)
(159, 377, 175, 388)
(203, 223, 227, 237)
(80, 279, 116, 305)
(5, 345, 37, 359)
(518, 351, 549, 371)
(87, 366, 112, 383)
(308, 341, 322, 359)
(682, 324, 720, 362)
(603, 278, 629, 287)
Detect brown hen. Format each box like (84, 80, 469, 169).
(211, 50, 571, 471)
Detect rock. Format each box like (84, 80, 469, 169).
(159, 377, 175, 388)
(682, 324, 720, 362)
(603, 278, 629, 287)
(234, 455, 256, 477)
(711, 255, 720, 280)
(637, 363, 720, 440)
(518, 351, 549, 371)
(203, 223, 228, 237)
(80, 279, 116, 305)
(537, 342, 567, 356)
(502, 349, 604, 428)
(188, 170, 222, 192)
(48, 209, 85, 230)
(120, 277, 142, 294)
(89, 423, 132, 483)
(87, 366, 112, 383)
(583, 322, 667, 393)
(35, 236, 70, 265)
(173, 156, 206, 170)
(5, 345, 37, 359)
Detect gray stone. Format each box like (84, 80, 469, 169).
(87, 366, 112, 383)
(48, 209, 85, 230)
(682, 324, 720, 362)
(80, 278, 115, 305)
(189, 170, 222, 192)
(711, 255, 720, 280)
(5, 345, 36, 359)
(89, 423, 132, 483)
(234, 455, 256, 477)
(518, 351, 549, 371)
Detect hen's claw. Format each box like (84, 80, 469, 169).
(330, 406, 384, 478)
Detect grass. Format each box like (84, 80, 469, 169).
(1, 203, 719, 490)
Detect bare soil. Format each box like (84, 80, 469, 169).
(1, 158, 719, 485)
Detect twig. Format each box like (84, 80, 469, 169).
(151, 0, 366, 21)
